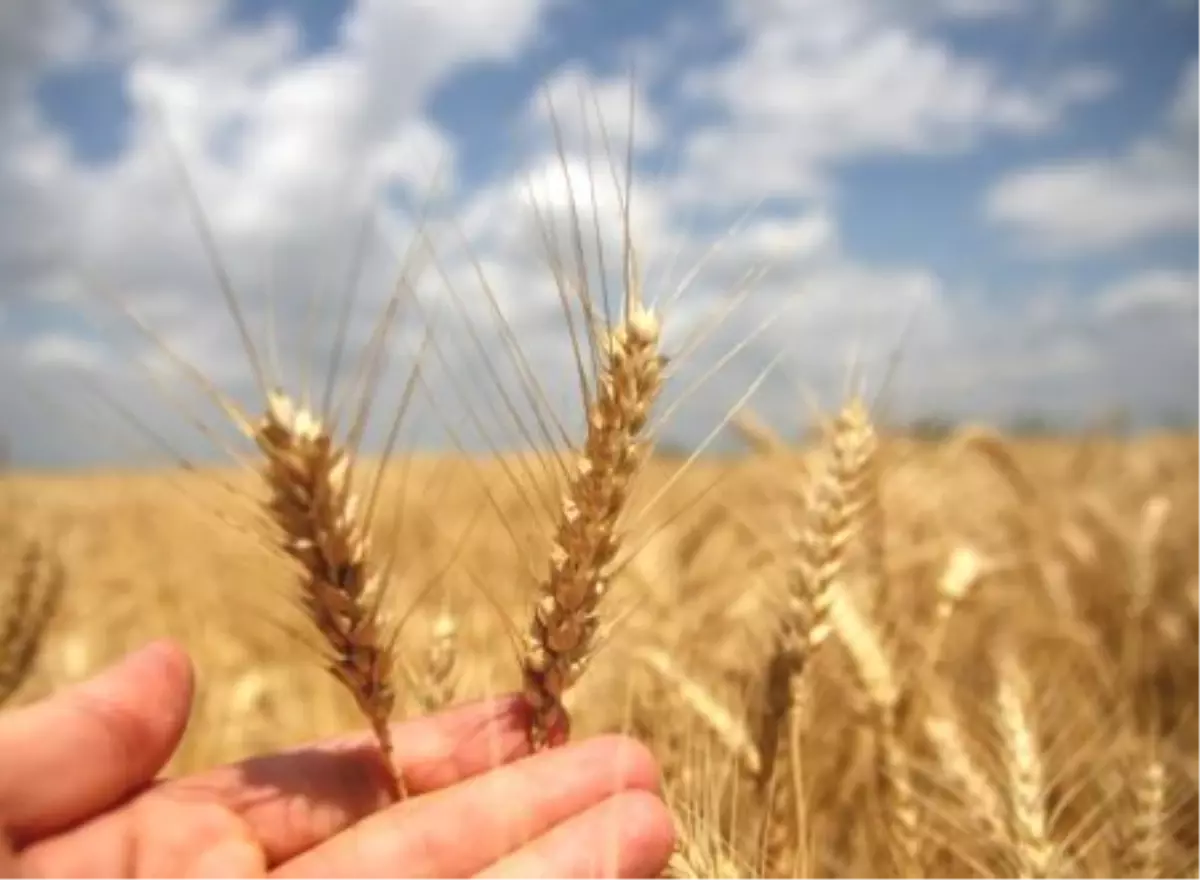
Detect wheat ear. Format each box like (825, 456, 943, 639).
(417, 609, 459, 713)
(520, 297, 665, 750)
(755, 488, 836, 788)
(995, 646, 1053, 878)
(634, 644, 762, 776)
(1, 540, 66, 707)
(1129, 753, 1165, 879)
(757, 398, 875, 787)
(924, 711, 1007, 841)
(253, 390, 403, 795)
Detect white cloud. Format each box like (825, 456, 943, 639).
(20, 333, 107, 370)
(0, 0, 1193, 467)
(0, 1, 97, 92)
(986, 60, 1197, 254)
(106, 0, 232, 54)
(668, 0, 1113, 205)
(732, 211, 839, 264)
(0, 0, 556, 463)
(342, 0, 548, 125)
(1, 0, 548, 340)
(1095, 269, 1198, 318)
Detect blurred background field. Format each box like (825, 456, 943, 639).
(2, 428, 1196, 877)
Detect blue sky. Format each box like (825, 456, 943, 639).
(0, 0, 1196, 466)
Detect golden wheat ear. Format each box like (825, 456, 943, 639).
(520, 279, 666, 749)
(75, 277, 414, 792)
(0, 538, 66, 707)
(245, 242, 445, 801)
(77, 115, 450, 798)
(368, 84, 667, 751)
(249, 389, 405, 793)
(418, 81, 784, 752)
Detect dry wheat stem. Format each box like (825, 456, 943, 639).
(668, 821, 748, 880)
(252, 390, 404, 796)
(520, 297, 664, 750)
(664, 747, 755, 880)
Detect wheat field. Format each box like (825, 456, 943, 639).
(2, 425, 1196, 877)
(0, 88, 1196, 876)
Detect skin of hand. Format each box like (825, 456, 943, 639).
(0, 640, 676, 878)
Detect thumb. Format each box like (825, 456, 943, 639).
(0, 639, 194, 845)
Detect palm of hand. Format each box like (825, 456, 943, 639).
(0, 641, 674, 877)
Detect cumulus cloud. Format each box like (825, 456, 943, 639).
(0, 0, 96, 101)
(668, 0, 1114, 205)
(106, 0, 232, 54)
(0, 0, 1193, 467)
(0, 0, 550, 464)
(985, 60, 1197, 255)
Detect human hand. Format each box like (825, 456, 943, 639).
(0, 640, 675, 877)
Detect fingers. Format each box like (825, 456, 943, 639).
(20, 797, 269, 878)
(184, 839, 268, 879)
(274, 734, 662, 879)
(0, 833, 20, 878)
(19, 694, 532, 874)
(180, 693, 532, 864)
(475, 790, 676, 879)
(0, 640, 194, 845)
